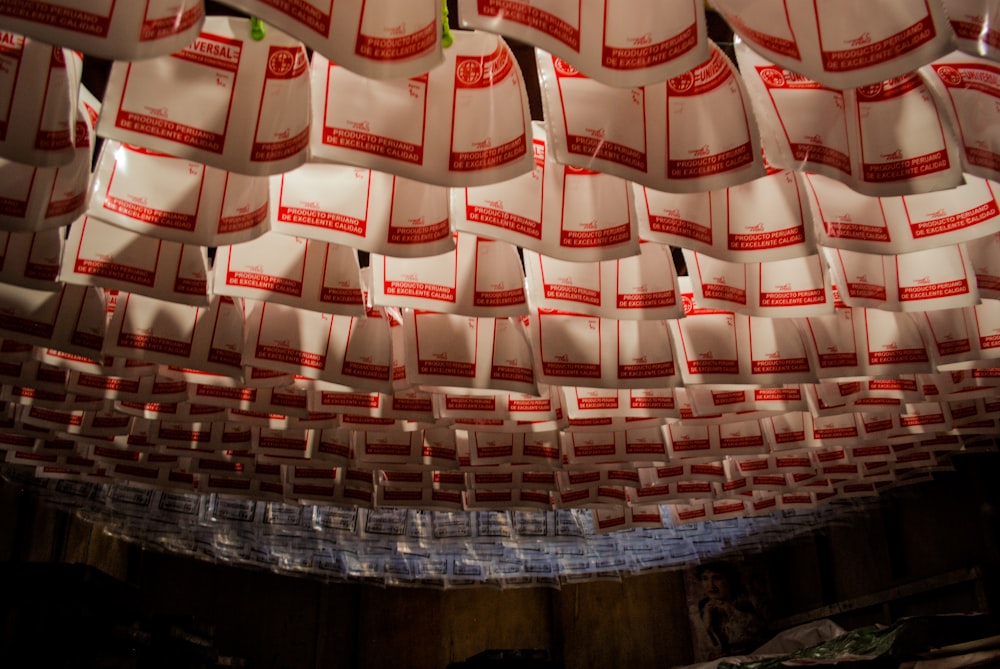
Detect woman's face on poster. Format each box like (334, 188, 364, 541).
(700, 569, 732, 601)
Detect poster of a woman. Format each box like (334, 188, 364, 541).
(686, 560, 768, 660)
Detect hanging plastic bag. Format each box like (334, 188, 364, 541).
(714, 0, 952, 89)
(739, 43, 965, 196)
(60, 215, 212, 306)
(921, 52, 1000, 183)
(942, 0, 1000, 62)
(0, 32, 81, 167)
(0, 86, 99, 232)
(310, 30, 533, 187)
(805, 172, 1000, 255)
(271, 163, 453, 257)
(538, 42, 765, 193)
(635, 169, 817, 262)
(523, 241, 682, 320)
(457, 0, 708, 87)
(88, 140, 270, 246)
(216, 0, 442, 79)
(0, 0, 205, 61)
(371, 232, 527, 316)
(0, 227, 64, 290)
(99, 16, 310, 176)
(213, 232, 366, 316)
(825, 243, 980, 311)
(452, 122, 641, 261)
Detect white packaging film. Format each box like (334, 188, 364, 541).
(635, 168, 817, 263)
(60, 215, 213, 306)
(523, 242, 682, 320)
(714, 0, 952, 89)
(452, 122, 641, 262)
(372, 232, 528, 317)
(942, 0, 1000, 61)
(271, 162, 454, 257)
(99, 16, 311, 176)
(310, 30, 534, 187)
(0, 0, 206, 61)
(457, 0, 708, 88)
(538, 42, 766, 194)
(0, 86, 99, 232)
(921, 52, 1000, 183)
(0, 32, 81, 167)
(88, 140, 271, 246)
(216, 0, 442, 80)
(738, 43, 965, 197)
(213, 231, 366, 316)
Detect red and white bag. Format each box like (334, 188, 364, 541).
(715, 0, 952, 89)
(217, 0, 442, 79)
(243, 300, 396, 393)
(739, 43, 964, 196)
(922, 52, 1000, 183)
(559, 387, 679, 420)
(103, 293, 246, 378)
(213, 232, 366, 316)
(523, 242, 682, 320)
(528, 310, 680, 389)
(0, 227, 64, 290)
(942, 0, 1000, 61)
(60, 216, 212, 306)
(858, 307, 934, 377)
(805, 172, 1000, 255)
(825, 244, 980, 311)
(310, 30, 533, 187)
(968, 232, 1000, 299)
(0, 1, 205, 61)
(403, 311, 536, 395)
(88, 141, 270, 246)
(453, 123, 641, 261)
(685, 251, 834, 318)
(0, 283, 106, 361)
(0, 86, 99, 232)
(0, 32, 81, 167)
(538, 42, 765, 193)
(99, 16, 310, 176)
(458, 0, 708, 87)
(270, 163, 454, 257)
(371, 232, 528, 316)
(635, 169, 816, 262)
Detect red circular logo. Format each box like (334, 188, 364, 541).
(553, 57, 578, 76)
(759, 67, 786, 88)
(935, 65, 963, 87)
(857, 83, 883, 98)
(456, 59, 483, 86)
(268, 49, 295, 77)
(668, 71, 694, 93)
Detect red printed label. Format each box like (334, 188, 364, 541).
(820, 14, 936, 72)
(323, 70, 427, 164)
(602, 16, 697, 71)
(355, 15, 436, 62)
(261, 0, 332, 36)
(477, 0, 581, 51)
(723, 9, 800, 59)
(899, 279, 969, 302)
(0, 0, 114, 36)
(141, 3, 203, 42)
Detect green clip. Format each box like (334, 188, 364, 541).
(250, 16, 266, 41)
(441, 0, 453, 48)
